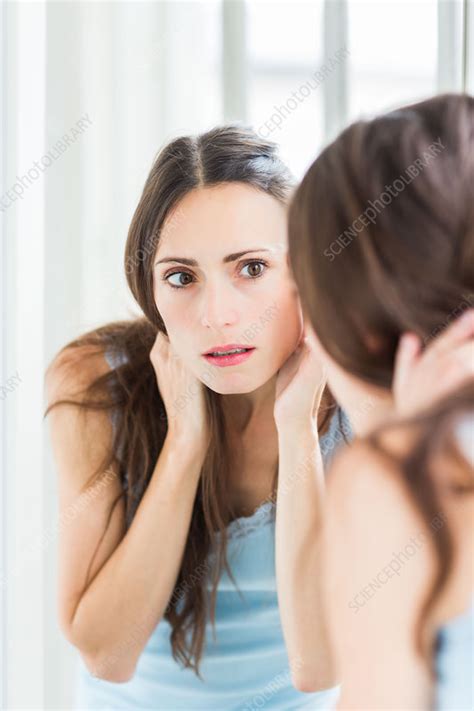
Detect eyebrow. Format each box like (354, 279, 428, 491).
(155, 248, 272, 267)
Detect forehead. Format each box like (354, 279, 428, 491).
(156, 183, 288, 258)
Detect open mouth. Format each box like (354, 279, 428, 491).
(206, 347, 251, 356)
(202, 346, 256, 367)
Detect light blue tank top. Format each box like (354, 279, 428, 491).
(433, 414, 474, 711)
(75, 348, 350, 709)
(434, 594, 474, 710)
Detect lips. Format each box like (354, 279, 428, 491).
(202, 344, 256, 368)
(203, 343, 253, 356)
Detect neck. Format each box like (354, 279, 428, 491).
(349, 388, 394, 436)
(221, 375, 278, 435)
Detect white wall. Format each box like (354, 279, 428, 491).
(2, 2, 46, 708)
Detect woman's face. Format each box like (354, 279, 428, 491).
(153, 182, 303, 394)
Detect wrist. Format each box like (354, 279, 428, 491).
(276, 418, 319, 445)
(165, 428, 209, 459)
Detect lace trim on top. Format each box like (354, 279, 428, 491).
(218, 500, 276, 541)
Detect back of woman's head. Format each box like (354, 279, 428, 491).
(288, 95, 474, 678)
(289, 93, 474, 387)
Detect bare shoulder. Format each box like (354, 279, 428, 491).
(326, 423, 473, 626)
(325, 427, 440, 621)
(323, 419, 474, 709)
(326, 428, 420, 526)
(322, 433, 438, 708)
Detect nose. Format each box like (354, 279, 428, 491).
(199, 281, 239, 329)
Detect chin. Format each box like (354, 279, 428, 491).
(201, 370, 270, 395)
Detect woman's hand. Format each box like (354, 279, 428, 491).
(273, 324, 326, 431)
(393, 309, 474, 418)
(150, 331, 210, 449)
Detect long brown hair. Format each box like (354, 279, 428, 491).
(44, 124, 334, 677)
(288, 93, 474, 675)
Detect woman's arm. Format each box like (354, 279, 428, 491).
(275, 420, 337, 692)
(273, 325, 337, 691)
(323, 440, 435, 710)
(46, 346, 207, 682)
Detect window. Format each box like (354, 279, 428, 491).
(247, 0, 326, 178)
(347, 0, 438, 120)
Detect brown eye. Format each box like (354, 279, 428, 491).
(166, 271, 194, 288)
(240, 260, 267, 279)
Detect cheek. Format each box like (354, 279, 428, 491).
(269, 287, 303, 353)
(155, 282, 187, 323)
(154, 290, 191, 346)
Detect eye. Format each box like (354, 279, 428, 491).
(239, 259, 268, 279)
(163, 270, 195, 289)
(162, 259, 268, 290)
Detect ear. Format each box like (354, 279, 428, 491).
(364, 331, 387, 354)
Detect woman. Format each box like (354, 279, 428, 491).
(288, 92, 474, 709)
(44, 126, 346, 709)
(45, 120, 469, 711)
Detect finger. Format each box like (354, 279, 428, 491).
(449, 341, 474, 376)
(426, 309, 474, 356)
(302, 312, 313, 334)
(303, 320, 320, 353)
(296, 321, 306, 348)
(154, 331, 170, 353)
(281, 341, 307, 377)
(155, 331, 165, 344)
(435, 343, 474, 399)
(298, 335, 309, 351)
(393, 332, 421, 395)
